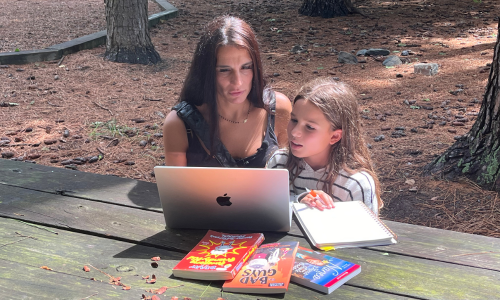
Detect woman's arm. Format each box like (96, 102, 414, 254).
(274, 91, 292, 148)
(162, 110, 189, 166)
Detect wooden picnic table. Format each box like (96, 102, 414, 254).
(0, 158, 499, 300)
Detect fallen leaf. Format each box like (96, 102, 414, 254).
(111, 277, 122, 282)
(154, 286, 168, 294)
(142, 275, 150, 279)
(170, 297, 178, 300)
(405, 179, 415, 185)
(40, 266, 52, 270)
(152, 296, 161, 300)
(146, 274, 156, 284)
(83, 265, 90, 272)
(142, 295, 152, 300)
(151, 256, 161, 261)
(183, 297, 192, 300)
(152, 284, 183, 294)
(122, 285, 131, 290)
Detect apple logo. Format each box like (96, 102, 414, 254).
(216, 193, 232, 206)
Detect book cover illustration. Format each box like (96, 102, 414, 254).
(291, 247, 361, 294)
(222, 241, 299, 294)
(173, 230, 264, 280)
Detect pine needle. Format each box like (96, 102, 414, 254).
(200, 281, 212, 298)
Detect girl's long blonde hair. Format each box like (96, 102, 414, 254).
(285, 78, 382, 210)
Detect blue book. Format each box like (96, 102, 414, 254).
(291, 247, 361, 294)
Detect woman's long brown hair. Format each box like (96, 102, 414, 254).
(285, 78, 383, 209)
(179, 16, 266, 154)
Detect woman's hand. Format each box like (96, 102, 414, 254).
(300, 190, 335, 211)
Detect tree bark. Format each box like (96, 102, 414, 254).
(424, 21, 500, 192)
(299, 0, 363, 18)
(104, 0, 161, 65)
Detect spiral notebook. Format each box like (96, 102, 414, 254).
(293, 201, 397, 249)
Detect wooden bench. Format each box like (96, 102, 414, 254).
(0, 159, 499, 299)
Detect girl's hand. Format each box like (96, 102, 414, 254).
(301, 190, 335, 211)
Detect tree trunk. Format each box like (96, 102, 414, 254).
(299, 0, 360, 18)
(104, 0, 161, 65)
(424, 21, 500, 192)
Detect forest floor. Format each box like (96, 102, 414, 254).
(0, 0, 499, 237)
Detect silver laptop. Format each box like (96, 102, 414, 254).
(154, 166, 291, 232)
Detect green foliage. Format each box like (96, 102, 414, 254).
(88, 119, 135, 140)
(478, 147, 500, 185)
(462, 163, 471, 174)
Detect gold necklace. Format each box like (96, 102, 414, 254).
(218, 103, 251, 124)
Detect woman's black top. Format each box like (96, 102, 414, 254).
(172, 91, 279, 168)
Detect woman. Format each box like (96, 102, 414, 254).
(162, 16, 291, 167)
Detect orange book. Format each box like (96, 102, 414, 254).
(172, 230, 264, 280)
(222, 241, 299, 294)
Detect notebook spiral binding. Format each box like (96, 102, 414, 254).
(360, 201, 398, 240)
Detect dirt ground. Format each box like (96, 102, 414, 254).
(0, 0, 499, 237)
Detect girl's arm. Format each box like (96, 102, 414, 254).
(274, 92, 292, 148)
(349, 171, 379, 216)
(162, 110, 189, 166)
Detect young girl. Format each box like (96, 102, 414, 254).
(266, 78, 382, 215)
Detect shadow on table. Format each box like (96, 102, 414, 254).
(113, 229, 291, 259)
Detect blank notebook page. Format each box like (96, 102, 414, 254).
(293, 201, 392, 245)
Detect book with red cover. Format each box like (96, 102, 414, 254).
(172, 230, 265, 280)
(222, 241, 299, 294)
(291, 246, 361, 294)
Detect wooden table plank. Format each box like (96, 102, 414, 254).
(291, 218, 500, 271)
(0, 217, 403, 300)
(3, 176, 499, 273)
(0, 262, 139, 300)
(0, 158, 161, 210)
(330, 248, 500, 300)
(367, 221, 500, 271)
(0, 262, 405, 300)
(2, 209, 499, 300)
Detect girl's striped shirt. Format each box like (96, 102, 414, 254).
(266, 149, 378, 216)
